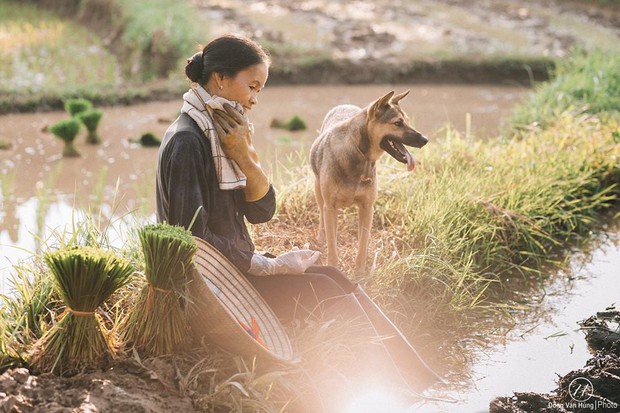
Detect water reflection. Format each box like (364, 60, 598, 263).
(413, 223, 620, 412)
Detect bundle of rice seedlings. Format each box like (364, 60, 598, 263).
(32, 246, 134, 375)
(49, 118, 81, 157)
(270, 115, 307, 131)
(65, 98, 93, 117)
(129, 132, 161, 147)
(121, 223, 197, 356)
(78, 109, 103, 144)
(0, 137, 11, 150)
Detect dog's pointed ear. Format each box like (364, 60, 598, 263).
(391, 90, 410, 105)
(369, 91, 394, 117)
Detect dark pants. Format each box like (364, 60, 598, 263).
(244, 265, 355, 321)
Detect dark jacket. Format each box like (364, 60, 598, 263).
(156, 113, 276, 272)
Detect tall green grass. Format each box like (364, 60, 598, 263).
(508, 49, 620, 131)
(116, 0, 201, 79)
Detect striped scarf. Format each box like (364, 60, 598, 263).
(181, 85, 250, 191)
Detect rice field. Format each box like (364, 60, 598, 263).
(0, 3, 121, 97)
(0, 17, 619, 412)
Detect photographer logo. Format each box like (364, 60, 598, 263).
(568, 377, 594, 402)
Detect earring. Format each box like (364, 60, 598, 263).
(219, 85, 223, 90)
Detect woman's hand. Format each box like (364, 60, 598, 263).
(212, 103, 255, 163)
(212, 103, 269, 201)
(248, 250, 321, 276)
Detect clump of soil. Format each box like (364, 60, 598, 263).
(0, 357, 197, 413)
(490, 309, 620, 413)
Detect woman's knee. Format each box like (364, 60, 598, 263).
(304, 274, 347, 302)
(306, 265, 355, 292)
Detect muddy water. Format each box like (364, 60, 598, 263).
(5, 83, 618, 411)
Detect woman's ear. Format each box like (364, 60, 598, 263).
(216, 73, 225, 90)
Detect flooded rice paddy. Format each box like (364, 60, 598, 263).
(1, 83, 618, 411)
(0, 83, 526, 276)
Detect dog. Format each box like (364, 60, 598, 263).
(310, 90, 428, 274)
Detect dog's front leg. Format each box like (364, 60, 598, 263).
(324, 205, 339, 267)
(355, 202, 373, 275)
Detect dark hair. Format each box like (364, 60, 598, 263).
(185, 34, 271, 84)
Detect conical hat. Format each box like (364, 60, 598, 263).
(187, 236, 294, 363)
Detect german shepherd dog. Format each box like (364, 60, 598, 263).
(310, 91, 428, 274)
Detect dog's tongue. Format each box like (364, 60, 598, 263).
(405, 150, 415, 171)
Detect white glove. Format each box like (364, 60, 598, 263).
(248, 250, 320, 276)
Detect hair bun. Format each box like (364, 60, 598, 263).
(188, 51, 202, 64)
(185, 52, 204, 83)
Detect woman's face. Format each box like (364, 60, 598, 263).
(219, 62, 268, 112)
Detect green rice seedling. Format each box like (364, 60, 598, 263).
(129, 132, 161, 147)
(49, 118, 81, 157)
(64, 98, 93, 118)
(0, 261, 58, 372)
(121, 223, 197, 357)
(0, 138, 11, 150)
(77, 109, 103, 144)
(270, 115, 307, 131)
(31, 246, 134, 375)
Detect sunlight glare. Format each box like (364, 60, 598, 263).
(346, 387, 408, 413)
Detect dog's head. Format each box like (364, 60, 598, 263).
(367, 90, 428, 171)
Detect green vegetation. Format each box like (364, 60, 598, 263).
(65, 98, 93, 117)
(78, 109, 103, 144)
(270, 115, 308, 131)
(0, 263, 56, 372)
(0, 2, 121, 110)
(63, 98, 105, 144)
(32, 246, 134, 374)
(130, 132, 162, 147)
(0, 0, 201, 113)
(121, 223, 197, 357)
(49, 118, 81, 157)
(115, 0, 201, 80)
(508, 49, 620, 131)
(0, 138, 11, 150)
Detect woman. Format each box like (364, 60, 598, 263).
(155, 33, 439, 394)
